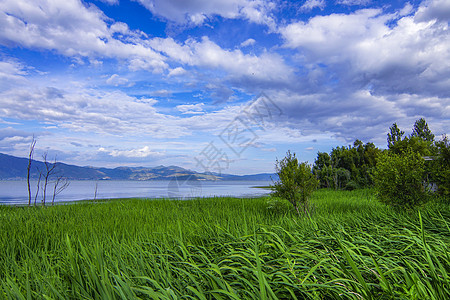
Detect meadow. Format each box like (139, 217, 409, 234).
(0, 189, 449, 299)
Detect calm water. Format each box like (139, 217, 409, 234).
(0, 180, 272, 205)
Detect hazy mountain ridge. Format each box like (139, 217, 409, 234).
(0, 153, 275, 181)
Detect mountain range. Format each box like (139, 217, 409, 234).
(0, 153, 275, 181)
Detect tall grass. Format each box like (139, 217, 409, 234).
(0, 189, 449, 299)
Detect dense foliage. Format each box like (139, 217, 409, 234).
(375, 118, 449, 206)
(273, 151, 318, 214)
(1, 192, 449, 299)
(374, 148, 427, 208)
(313, 140, 380, 190)
(310, 118, 448, 208)
(430, 138, 450, 197)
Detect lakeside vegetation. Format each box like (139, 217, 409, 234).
(0, 118, 448, 298)
(1, 189, 449, 299)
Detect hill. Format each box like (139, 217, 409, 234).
(0, 153, 275, 181)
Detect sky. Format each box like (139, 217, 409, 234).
(0, 0, 449, 175)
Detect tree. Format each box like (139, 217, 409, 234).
(387, 123, 405, 149)
(34, 172, 42, 207)
(312, 152, 332, 188)
(52, 175, 70, 206)
(25, 140, 69, 206)
(273, 151, 318, 215)
(41, 152, 58, 206)
(27, 136, 36, 207)
(411, 118, 435, 142)
(374, 148, 428, 208)
(429, 135, 450, 198)
(313, 140, 380, 190)
(387, 119, 435, 156)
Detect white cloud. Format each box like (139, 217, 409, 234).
(98, 146, 164, 158)
(264, 88, 449, 144)
(148, 36, 294, 86)
(106, 74, 129, 86)
(281, 9, 386, 52)
(336, 0, 371, 6)
(134, 0, 275, 27)
(148, 37, 194, 64)
(262, 147, 277, 152)
(301, 0, 326, 11)
(0, 1, 290, 88)
(176, 103, 205, 115)
(0, 0, 448, 170)
(0, 85, 189, 138)
(192, 37, 289, 80)
(151, 90, 172, 97)
(280, 3, 450, 98)
(168, 67, 187, 77)
(399, 2, 414, 17)
(99, 0, 119, 5)
(0, 0, 167, 72)
(415, 0, 450, 22)
(0, 59, 28, 88)
(240, 38, 256, 47)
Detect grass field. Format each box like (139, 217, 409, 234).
(0, 189, 449, 299)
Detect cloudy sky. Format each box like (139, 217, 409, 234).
(0, 0, 449, 174)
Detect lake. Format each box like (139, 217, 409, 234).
(0, 180, 272, 205)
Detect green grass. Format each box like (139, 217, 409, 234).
(0, 189, 449, 299)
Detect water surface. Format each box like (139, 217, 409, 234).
(0, 180, 272, 205)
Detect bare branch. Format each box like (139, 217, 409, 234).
(52, 175, 70, 206)
(27, 136, 36, 207)
(34, 171, 41, 207)
(41, 152, 58, 206)
(94, 182, 98, 202)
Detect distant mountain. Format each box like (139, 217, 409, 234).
(0, 153, 276, 181)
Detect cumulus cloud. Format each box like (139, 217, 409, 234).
(280, 3, 450, 98)
(0, 1, 291, 90)
(0, 127, 33, 152)
(0, 127, 30, 141)
(98, 146, 164, 158)
(176, 103, 205, 115)
(265, 88, 449, 144)
(0, 0, 167, 72)
(168, 67, 187, 77)
(99, 0, 119, 5)
(336, 0, 371, 6)
(106, 74, 129, 86)
(240, 38, 256, 47)
(301, 0, 326, 11)
(134, 0, 275, 27)
(415, 0, 450, 22)
(151, 36, 294, 85)
(0, 59, 28, 88)
(0, 0, 448, 168)
(0, 85, 189, 138)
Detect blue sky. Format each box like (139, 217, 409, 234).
(0, 0, 449, 175)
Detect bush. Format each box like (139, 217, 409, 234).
(344, 180, 360, 191)
(273, 151, 319, 215)
(431, 138, 450, 199)
(374, 149, 428, 208)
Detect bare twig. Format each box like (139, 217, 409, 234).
(52, 176, 70, 206)
(27, 136, 36, 207)
(94, 182, 98, 202)
(34, 172, 41, 207)
(41, 152, 58, 206)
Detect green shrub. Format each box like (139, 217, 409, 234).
(431, 137, 450, 199)
(344, 180, 360, 191)
(273, 151, 319, 215)
(374, 148, 428, 208)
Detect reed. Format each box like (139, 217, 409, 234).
(0, 189, 448, 299)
